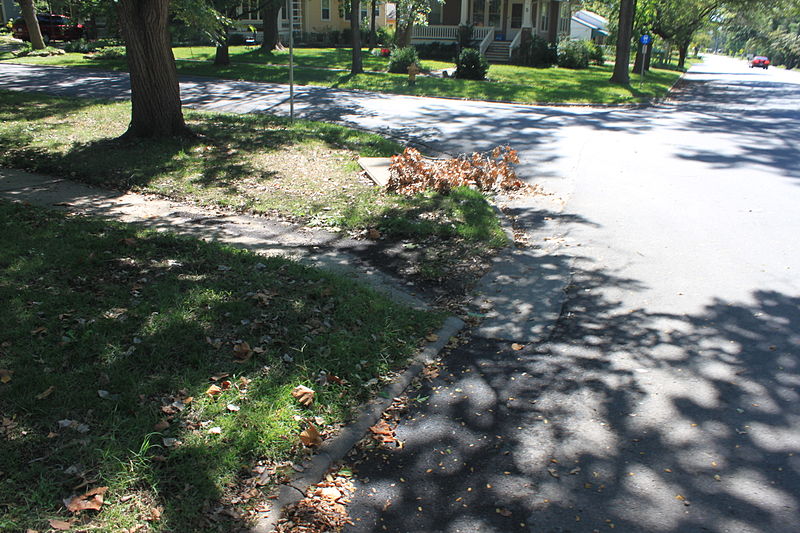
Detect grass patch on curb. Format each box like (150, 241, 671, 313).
(2, 46, 687, 104)
(0, 90, 507, 256)
(0, 200, 438, 532)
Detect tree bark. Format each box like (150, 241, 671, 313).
(632, 41, 644, 74)
(397, 21, 414, 48)
(677, 41, 689, 69)
(261, 5, 281, 52)
(369, 0, 377, 49)
(116, 0, 192, 138)
(18, 0, 46, 49)
(214, 33, 230, 65)
(610, 0, 635, 84)
(351, 0, 363, 73)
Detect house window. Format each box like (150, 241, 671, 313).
(428, 0, 443, 24)
(510, 3, 522, 28)
(321, 0, 330, 20)
(539, 1, 548, 31)
(240, 0, 261, 21)
(280, 0, 288, 20)
(472, 0, 485, 25)
(344, 4, 369, 21)
(558, 2, 570, 33)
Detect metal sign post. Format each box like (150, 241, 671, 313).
(289, 24, 295, 122)
(639, 34, 652, 88)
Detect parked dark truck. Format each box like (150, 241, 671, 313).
(12, 14, 84, 43)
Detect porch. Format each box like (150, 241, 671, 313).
(412, 0, 571, 62)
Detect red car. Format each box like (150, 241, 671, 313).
(12, 14, 84, 43)
(750, 56, 770, 69)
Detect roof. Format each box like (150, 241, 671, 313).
(571, 16, 609, 35)
(573, 10, 608, 29)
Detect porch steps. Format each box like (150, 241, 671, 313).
(484, 41, 510, 63)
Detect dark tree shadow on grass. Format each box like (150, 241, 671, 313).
(0, 201, 431, 532)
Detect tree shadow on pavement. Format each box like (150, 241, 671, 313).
(344, 252, 800, 533)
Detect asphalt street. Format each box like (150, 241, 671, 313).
(341, 56, 800, 533)
(0, 55, 798, 532)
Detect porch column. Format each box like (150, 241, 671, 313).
(460, 0, 469, 25)
(522, 0, 533, 28)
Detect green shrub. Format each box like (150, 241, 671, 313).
(87, 46, 126, 59)
(13, 44, 65, 58)
(557, 39, 590, 69)
(514, 34, 556, 68)
(376, 25, 395, 46)
(454, 47, 489, 80)
(589, 42, 604, 65)
(388, 46, 420, 73)
(457, 24, 474, 51)
(415, 42, 458, 61)
(64, 38, 122, 53)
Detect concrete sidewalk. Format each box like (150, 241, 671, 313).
(0, 167, 428, 310)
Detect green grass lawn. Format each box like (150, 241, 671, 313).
(0, 200, 438, 531)
(1, 45, 687, 104)
(0, 90, 508, 280)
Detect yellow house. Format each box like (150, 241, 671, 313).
(229, 0, 571, 62)
(231, 0, 395, 44)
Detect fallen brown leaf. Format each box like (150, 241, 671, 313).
(511, 343, 524, 351)
(36, 386, 55, 400)
(367, 228, 381, 240)
(291, 385, 315, 407)
(66, 486, 108, 513)
(299, 423, 322, 447)
(153, 419, 170, 431)
(425, 333, 439, 342)
(205, 384, 222, 397)
(369, 420, 397, 445)
(145, 506, 162, 521)
(48, 519, 72, 530)
(233, 341, 253, 362)
(0, 369, 12, 384)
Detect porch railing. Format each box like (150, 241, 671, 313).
(508, 29, 523, 59)
(412, 25, 459, 41)
(479, 27, 495, 56)
(472, 27, 493, 40)
(411, 25, 495, 42)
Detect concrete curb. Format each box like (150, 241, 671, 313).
(251, 315, 465, 533)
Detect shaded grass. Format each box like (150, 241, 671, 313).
(0, 90, 505, 244)
(0, 200, 437, 532)
(2, 46, 687, 104)
(0, 90, 508, 280)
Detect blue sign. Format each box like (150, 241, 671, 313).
(640, 34, 652, 45)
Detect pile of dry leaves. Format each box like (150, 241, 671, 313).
(275, 471, 356, 533)
(386, 146, 524, 196)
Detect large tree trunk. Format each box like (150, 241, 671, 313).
(369, 0, 377, 50)
(18, 0, 46, 50)
(397, 21, 414, 48)
(351, 0, 363, 73)
(632, 41, 644, 74)
(214, 35, 230, 65)
(116, 0, 192, 139)
(677, 41, 689, 69)
(261, 5, 281, 52)
(610, 0, 635, 84)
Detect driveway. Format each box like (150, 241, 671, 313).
(1, 55, 798, 532)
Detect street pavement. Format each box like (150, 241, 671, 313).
(0, 55, 798, 532)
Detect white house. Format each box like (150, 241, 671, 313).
(569, 9, 607, 44)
